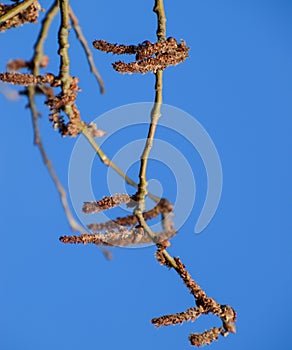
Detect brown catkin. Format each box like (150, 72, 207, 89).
(152, 306, 204, 327)
(6, 59, 29, 71)
(0, 72, 59, 86)
(112, 49, 189, 74)
(93, 38, 189, 74)
(189, 327, 222, 347)
(174, 257, 223, 316)
(82, 194, 131, 214)
(88, 198, 173, 231)
(60, 226, 176, 247)
(93, 40, 138, 55)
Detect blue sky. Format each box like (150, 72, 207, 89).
(1, 1, 292, 349)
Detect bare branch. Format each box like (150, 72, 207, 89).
(69, 6, 105, 93)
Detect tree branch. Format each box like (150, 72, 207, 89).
(69, 5, 105, 94)
(31, 0, 59, 75)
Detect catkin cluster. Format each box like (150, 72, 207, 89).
(93, 37, 189, 74)
(60, 194, 176, 247)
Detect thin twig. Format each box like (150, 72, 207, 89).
(80, 124, 161, 203)
(134, 0, 166, 241)
(161, 248, 178, 268)
(153, 0, 166, 41)
(27, 86, 85, 233)
(0, 0, 35, 24)
(69, 6, 105, 94)
(31, 0, 59, 75)
(135, 70, 163, 211)
(135, 211, 157, 242)
(58, 0, 71, 91)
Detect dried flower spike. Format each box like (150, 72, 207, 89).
(88, 198, 173, 232)
(189, 327, 222, 347)
(93, 40, 138, 55)
(152, 306, 204, 327)
(0, 72, 59, 86)
(83, 194, 131, 214)
(60, 226, 176, 247)
(93, 38, 190, 74)
(6, 59, 29, 71)
(45, 77, 81, 137)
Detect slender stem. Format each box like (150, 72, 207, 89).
(135, 211, 157, 242)
(0, 0, 35, 24)
(136, 70, 163, 210)
(153, 0, 166, 41)
(27, 86, 85, 233)
(58, 0, 78, 123)
(69, 6, 105, 94)
(32, 0, 59, 75)
(80, 125, 161, 203)
(58, 0, 71, 91)
(162, 249, 178, 269)
(150, 0, 189, 271)
(135, 0, 166, 232)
